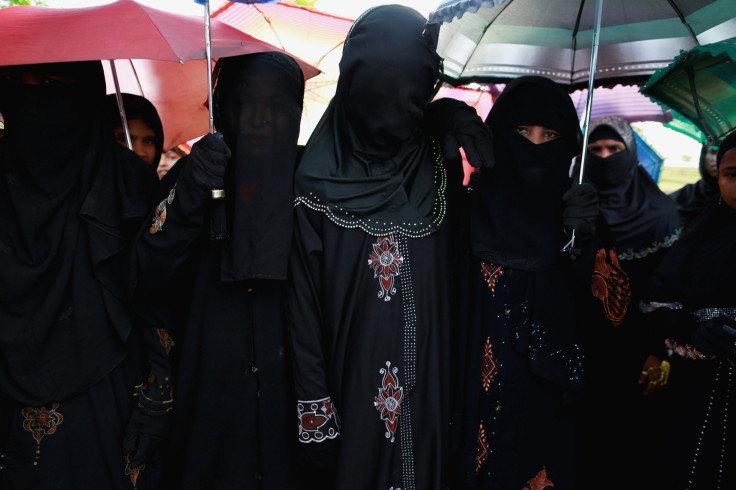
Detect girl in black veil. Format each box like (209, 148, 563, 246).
(0, 62, 160, 489)
(639, 130, 736, 490)
(106, 92, 165, 169)
(131, 52, 307, 489)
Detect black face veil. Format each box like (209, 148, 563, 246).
(213, 52, 304, 281)
(294, 5, 444, 237)
(470, 76, 582, 271)
(582, 115, 681, 259)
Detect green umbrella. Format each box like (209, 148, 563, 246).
(641, 40, 736, 145)
(664, 111, 708, 144)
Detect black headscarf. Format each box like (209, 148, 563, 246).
(470, 76, 582, 271)
(647, 131, 736, 308)
(106, 92, 165, 166)
(213, 52, 304, 281)
(294, 5, 444, 237)
(0, 62, 152, 405)
(669, 144, 720, 227)
(581, 115, 681, 260)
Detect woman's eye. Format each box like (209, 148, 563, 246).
(515, 127, 528, 135)
(545, 131, 559, 139)
(144, 137, 156, 145)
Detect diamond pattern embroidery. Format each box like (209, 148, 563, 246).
(476, 422, 489, 473)
(481, 338, 498, 393)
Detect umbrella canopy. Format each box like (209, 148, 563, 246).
(429, 0, 736, 89)
(641, 40, 736, 145)
(569, 84, 673, 124)
(0, 0, 319, 149)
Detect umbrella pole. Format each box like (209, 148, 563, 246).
(109, 60, 133, 150)
(563, 0, 603, 254)
(203, 0, 227, 243)
(204, 0, 215, 134)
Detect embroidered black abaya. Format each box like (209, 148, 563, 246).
(455, 76, 588, 490)
(132, 52, 308, 489)
(287, 6, 466, 490)
(575, 115, 682, 489)
(641, 133, 736, 490)
(0, 61, 158, 489)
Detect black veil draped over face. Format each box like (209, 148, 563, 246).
(470, 76, 582, 271)
(294, 5, 443, 237)
(0, 61, 152, 404)
(582, 115, 681, 259)
(213, 52, 304, 281)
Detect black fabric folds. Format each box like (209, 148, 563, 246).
(213, 53, 304, 281)
(0, 61, 153, 405)
(294, 5, 443, 237)
(581, 115, 681, 260)
(470, 76, 582, 271)
(670, 145, 720, 228)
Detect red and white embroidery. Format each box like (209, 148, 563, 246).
(374, 361, 404, 442)
(149, 187, 176, 234)
(476, 422, 489, 473)
(297, 397, 340, 444)
(481, 338, 499, 393)
(481, 262, 504, 292)
(368, 235, 404, 301)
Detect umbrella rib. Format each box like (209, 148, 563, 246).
(314, 41, 345, 69)
(477, 0, 515, 50)
(666, 0, 699, 45)
(128, 60, 145, 96)
(569, 0, 587, 85)
(254, 4, 286, 51)
(686, 66, 712, 143)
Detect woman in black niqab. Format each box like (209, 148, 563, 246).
(287, 6, 468, 490)
(294, 4, 443, 236)
(583, 115, 681, 261)
(457, 76, 588, 490)
(132, 52, 307, 490)
(0, 61, 157, 489)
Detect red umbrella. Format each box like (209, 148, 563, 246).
(0, 0, 319, 149)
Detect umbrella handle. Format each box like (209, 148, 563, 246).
(203, 0, 225, 201)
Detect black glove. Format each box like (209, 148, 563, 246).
(562, 183, 599, 242)
(295, 438, 338, 489)
(691, 316, 736, 359)
(122, 408, 172, 468)
(423, 98, 494, 169)
(187, 132, 231, 191)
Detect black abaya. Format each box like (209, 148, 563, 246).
(132, 52, 307, 489)
(288, 6, 465, 489)
(0, 62, 158, 489)
(456, 76, 588, 490)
